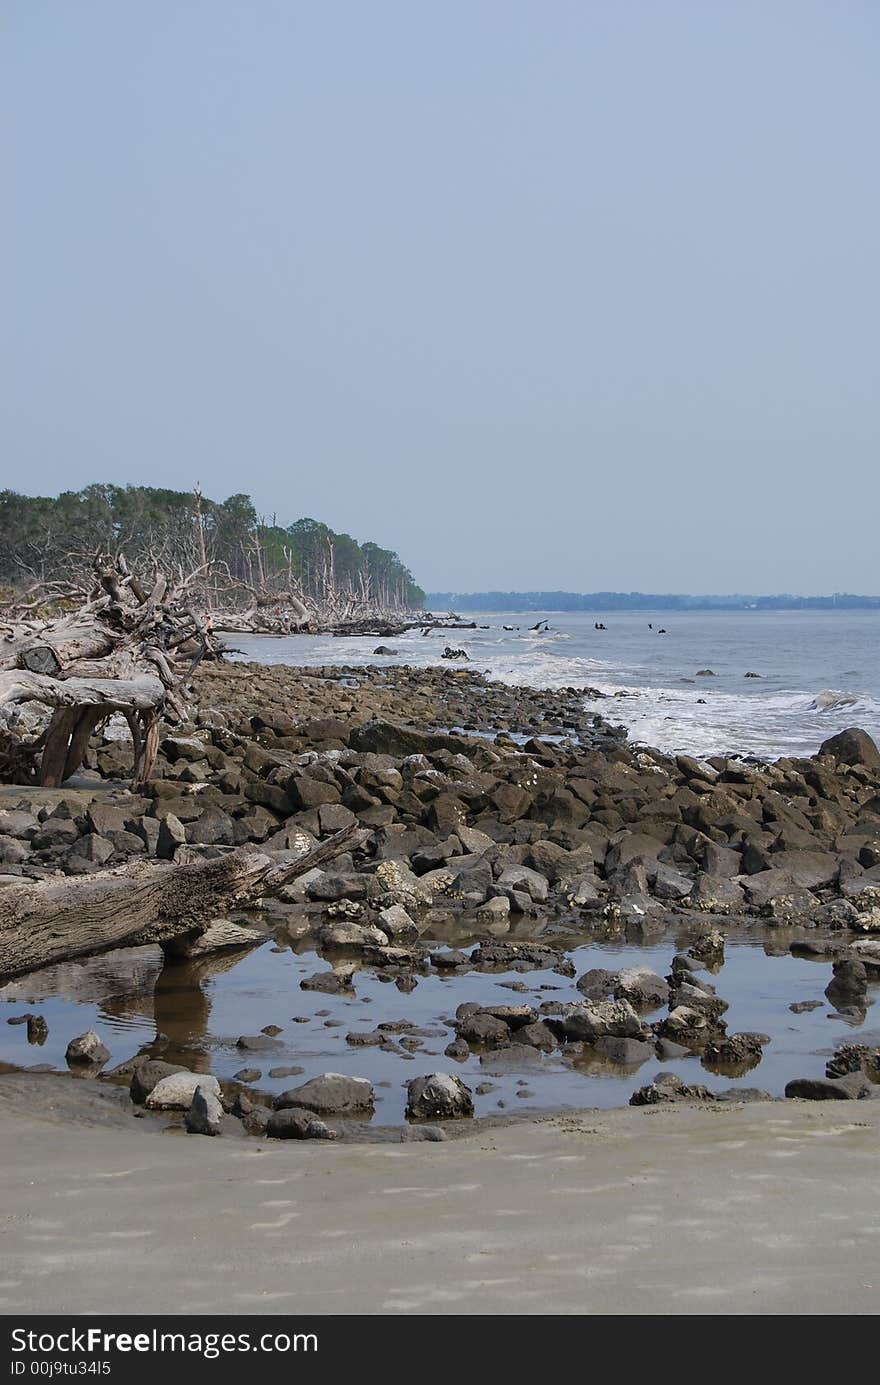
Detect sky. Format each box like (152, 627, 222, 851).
(3, 1, 879, 595)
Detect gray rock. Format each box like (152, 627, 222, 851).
(273, 1072, 374, 1116)
(613, 967, 669, 1009)
(236, 1034, 283, 1052)
(496, 865, 549, 904)
(377, 904, 419, 940)
(593, 1036, 654, 1066)
(146, 1071, 221, 1110)
(156, 813, 187, 860)
(576, 968, 617, 1000)
(129, 1059, 189, 1104)
(630, 1072, 716, 1106)
(558, 998, 644, 1041)
(785, 1074, 871, 1101)
(65, 1030, 110, 1069)
(267, 1106, 338, 1139)
(406, 1072, 474, 1120)
(185, 1084, 224, 1136)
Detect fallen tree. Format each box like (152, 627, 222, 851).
(0, 824, 360, 983)
(0, 555, 218, 787)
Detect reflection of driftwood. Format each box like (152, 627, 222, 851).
(0, 824, 358, 983)
(161, 917, 265, 960)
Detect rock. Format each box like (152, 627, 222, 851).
(818, 728, 880, 770)
(26, 1014, 48, 1044)
(826, 1044, 880, 1081)
(472, 940, 573, 974)
(236, 1034, 283, 1052)
(301, 967, 356, 994)
(185, 1084, 224, 1136)
(825, 959, 868, 1004)
(146, 1071, 221, 1110)
(273, 1072, 374, 1116)
(657, 1005, 721, 1046)
(688, 929, 725, 965)
(702, 1032, 767, 1073)
(399, 1125, 448, 1142)
(377, 904, 419, 940)
(613, 967, 668, 1009)
(652, 863, 693, 900)
(576, 967, 618, 1000)
(267, 1107, 338, 1139)
(430, 948, 470, 969)
(351, 721, 476, 760)
(689, 875, 745, 912)
(156, 813, 187, 860)
(496, 865, 549, 904)
(511, 1020, 557, 1052)
(318, 921, 387, 948)
(129, 1059, 189, 1104)
(406, 1072, 474, 1120)
(558, 998, 644, 1041)
(630, 1072, 716, 1105)
(592, 1036, 653, 1066)
(455, 1011, 511, 1046)
(65, 1030, 110, 1070)
(785, 1075, 871, 1101)
(233, 1068, 262, 1083)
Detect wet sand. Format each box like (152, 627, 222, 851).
(2, 1090, 878, 1315)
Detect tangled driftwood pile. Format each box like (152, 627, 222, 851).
(0, 556, 218, 787)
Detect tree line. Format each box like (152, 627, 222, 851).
(0, 485, 425, 614)
(426, 590, 880, 611)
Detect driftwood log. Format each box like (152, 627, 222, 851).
(0, 557, 218, 787)
(0, 824, 359, 983)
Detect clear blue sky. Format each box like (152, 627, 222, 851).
(4, 2, 878, 594)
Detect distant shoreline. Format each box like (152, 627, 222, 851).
(425, 592, 880, 613)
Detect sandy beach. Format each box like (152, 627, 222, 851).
(1, 1081, 877, 1316)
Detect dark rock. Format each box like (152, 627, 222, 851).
(273, 1073, 375, 1116)
(267, 1107, 338, 1139)
(630, 1072, 716, 1105)
(65, 1030, 110, 1069)
(185, 1084, 224, 1136)
(593, 1036, 653, 1066)
(818, 728, 880, 770)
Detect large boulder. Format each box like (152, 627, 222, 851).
(351, 721, 475, 759)
(146, 1071, 221, 1110)
(273, 1072, 374, 1117)
(818, 728, 880, 770)
(406, 1073, 474, 1120)
(785, 1074, 871, 1100)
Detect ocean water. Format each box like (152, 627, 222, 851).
(229, 609, 880, 761)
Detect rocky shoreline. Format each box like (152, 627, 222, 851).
(2, 660, 879, 1138)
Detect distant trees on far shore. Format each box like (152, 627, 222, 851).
(426, 590, 880, 612)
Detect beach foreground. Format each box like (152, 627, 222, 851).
(1, 1088, 877, 1316)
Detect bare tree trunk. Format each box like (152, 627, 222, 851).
(0, 825, 359, 982)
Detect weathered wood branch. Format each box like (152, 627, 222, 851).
(0, 824, 361, 982)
